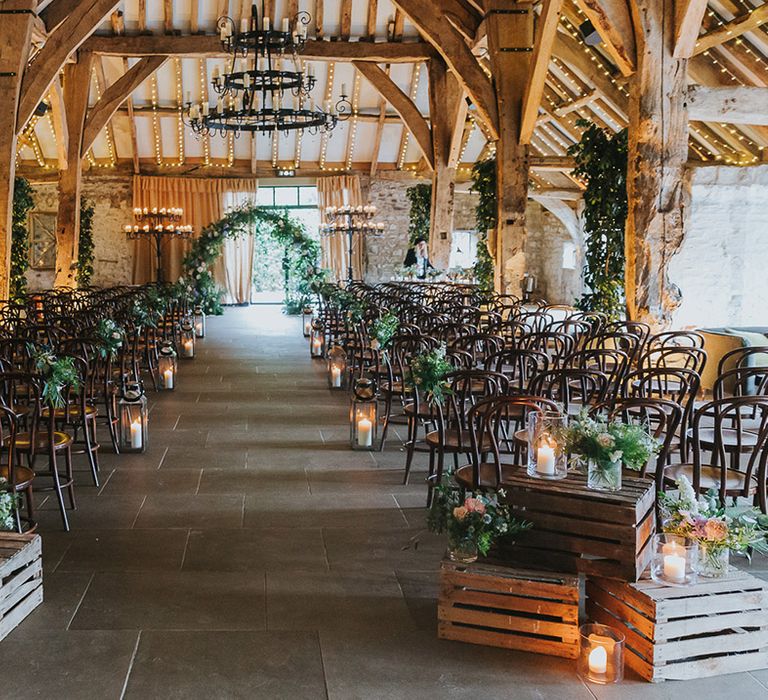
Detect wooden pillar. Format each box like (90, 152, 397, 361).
(0, 0, 35, 299)
(427, 59, 461, 269)
(54, 51, 93, 289)
(485, 0, 533, 295)
(625, 0, 690, 328)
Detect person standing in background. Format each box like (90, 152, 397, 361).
(403, 237, 434, 279)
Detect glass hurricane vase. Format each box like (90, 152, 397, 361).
(447, 534, 478, 564)
(587, 459, 622, 491)
(695, 541, 730, 578)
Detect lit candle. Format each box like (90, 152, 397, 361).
(130, 419, 142, 449)
(331, 366, 341, 387)
(163, 369, 174, 390)
(263, 17, 270, 30)
(357, 417, 373, 447)
(341, 82, 348, 96)
(662, 541, 684, 557)
(240, 18, 248, 32)
(212, 66, 220, 81)
(663, 554, 686, 583)
(588, 645, 608, 675)
(282, 17, 289, 32)
(303, 320, 311, 335)
(312, 338, 322, 354)
(536, 444, 556, 475)
(220, 24, 228, 40)
(183, 339, 194, 358)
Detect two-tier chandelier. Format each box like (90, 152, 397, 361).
(184, 3, 351, 137)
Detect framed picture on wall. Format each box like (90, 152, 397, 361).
(29, 211, 57, 270)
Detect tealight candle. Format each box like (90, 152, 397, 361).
(163, 368, 174, 390)
(130, 419, 142, 450)
(357, 417, 372, 447)
(588, 645, 607, 675)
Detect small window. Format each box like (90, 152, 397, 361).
(256, 188, 274, 206)
(299, 186, 318, 206)
(274, 187, 298, 206)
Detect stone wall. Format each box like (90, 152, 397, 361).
(26, 171, 133, 290)
(670, 165, 768, 329)
(362, 176, 581, 304)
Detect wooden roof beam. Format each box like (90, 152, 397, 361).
(687, 85, 768, 127)
(391, 0, 499, 139)
(674, 0, 708, 58)
(354, 60, 434, 169)
(574, 0, 636, 76)
(694, 3, 768, 56)
(17, 0, 120, 134)
(520, 0, 564, 144)
(82, 55, 167, 157)
(48, 75, 68, 169)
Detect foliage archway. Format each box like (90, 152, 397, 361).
(180, 203, 321, 315)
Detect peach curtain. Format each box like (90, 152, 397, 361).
(132, 176, 257, 304)
(316, 175, 364, 282)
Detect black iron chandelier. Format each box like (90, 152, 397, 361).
(184, 3, 351, 137)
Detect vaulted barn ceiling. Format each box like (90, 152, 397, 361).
(15, 0, 768, 187)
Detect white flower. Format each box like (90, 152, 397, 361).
(676, 475, 700, 515)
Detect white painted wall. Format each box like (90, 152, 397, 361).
(670, 165, 768, 328)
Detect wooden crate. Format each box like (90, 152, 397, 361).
(586, 570, 768, 682)
(497, 471, 655, 582)
(438, 559, 580, 659)
(0, 532, 43, 642)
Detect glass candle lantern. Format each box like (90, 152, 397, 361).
(650, 533, 698, 587)
(578, 623, 625, 685)
(193, 306, 206, 338)
(350, 378, 378, 450)
(527, 410, 568, 480)
(158, 343, 178, 390)
(310, 319, 325, 359)
(180, 323, 195, 359)
(118, 382, 148, 453)
(302, 306, 314, 338)
(327, 345, 348, 390)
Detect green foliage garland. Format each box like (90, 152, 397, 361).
(180, 203, 320, 315)
(76, 197, 96, 287)
(11, 177, 34, 300)
(405, 183, 431, 245)
(470, 158, 496, 293)
(28, 345, 81, 408)
(567, 120, 628, 319)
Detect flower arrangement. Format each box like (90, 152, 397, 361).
(564, 410, 659, 490)
(370, 312, 399, 352)
(0, 482, 18, 531)
(28, 345, 81, 408)
(428, 480, 531, 561)
(95, 318, 124, 359)
(408, 344, 453, 404)
(659, 475, 768, 576)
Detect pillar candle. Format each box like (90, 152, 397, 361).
(357, 417, 373, 447)
(130, 419, 143, 449)
(164, 369, 174, 389)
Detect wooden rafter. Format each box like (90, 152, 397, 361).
(574, 0, 636, 76)
(121, 57, 140, 173)
(695, 4, 768, 56)
(48, 76, 69, 169)
(687, 84, 768, 127)
(315, 0, 324, 38)
(674, 0, 709, 58)
(138, 0, 147, 33)
(520, 0, 564, 144)
(391, 0, 499, 139)
(366, 0, 378, 39)
(93, 57, 117, 164)
(340, 0, 352, 40)
(354, 60, 434, 169)
(370, 64, 390, 177)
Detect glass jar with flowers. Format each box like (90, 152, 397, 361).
(427, 479, 531, 563)
(659, 475, 768, 578)
(565, 411, 659, 491)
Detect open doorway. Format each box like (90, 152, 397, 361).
(251, 185, 320, 304)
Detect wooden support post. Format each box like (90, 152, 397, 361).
(485, 0, 533, 295)
(625, 0, 690, 328)
(428, 59, 461, 269)
(0, 0, 35, 299)
(54, 52, 94, 289)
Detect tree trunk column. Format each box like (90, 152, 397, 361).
(625, 0, 690, 328)
(485, 0, 533, 295)
(0, 0, 35, 299)
(54, 51, 94, 289)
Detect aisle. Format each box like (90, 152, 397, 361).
(6, 307, 766, 699)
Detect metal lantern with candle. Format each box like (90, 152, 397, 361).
(578, 623, 625, 684)
(157, 342, 178, 390)
(193, 306, 206, 338)
(526, 410, 568, 480)
(180, 321, 196, 359)
(302, 306, 314, 338)
(350, 378, 378, 450)
(327, 345, 347, 390)
(118, 381, 148, 453)
(310, 319, 325, 359)
(650, 533, 698, 587)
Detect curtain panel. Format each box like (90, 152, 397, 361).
(316, 175, 364, 282)
(132, 176, 257, 304)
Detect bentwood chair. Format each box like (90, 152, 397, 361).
(0, 404, 35, 532)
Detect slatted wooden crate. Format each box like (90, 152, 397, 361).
(496, 472, 656, 582)
(586, 570, 768, 682)
(438, 559, 580, 659)
(0, 532, 43, 642)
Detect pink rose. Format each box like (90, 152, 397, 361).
(704, 518, 728, 542)
(464, 498, 486, 515)
(453, 506, 468, 521)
